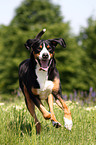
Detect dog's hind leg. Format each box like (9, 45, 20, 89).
(48, 94, 61, 128)
(23, 85, 41, 134)
(55, 99, 63, 110)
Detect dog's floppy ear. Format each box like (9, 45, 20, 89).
(49, 38, 66, 48)
(24, 39, 37, 50)
(24, 39, 33, 50)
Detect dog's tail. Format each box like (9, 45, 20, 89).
(35, 28, 46, 39)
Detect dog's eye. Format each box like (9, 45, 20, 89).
(47, 45, 53, 53)
(47, 45, 51, 51)
(34, 48, 41, 54)
(34, 45, 43, 53)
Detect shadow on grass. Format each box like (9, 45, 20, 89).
(20, 122, 33, 136)
(8, 119, 34, 136)
(8, 117, 53, 136)
(42, 124, 50, 132)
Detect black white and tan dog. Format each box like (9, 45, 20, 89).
(19, 29, 73, 134)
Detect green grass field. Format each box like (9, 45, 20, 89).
(0, 96, 96, 145)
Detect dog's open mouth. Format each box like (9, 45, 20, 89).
(39, 60, 49, 71)
(36, 58, 52, 71)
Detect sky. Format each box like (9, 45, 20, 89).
(0, 0, 96, 34)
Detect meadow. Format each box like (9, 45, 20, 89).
(0, 95, 96, 145)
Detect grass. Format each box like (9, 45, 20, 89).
(0, 95, 96, 145)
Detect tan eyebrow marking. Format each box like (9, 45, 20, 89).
(40, 45, 42, 48)
(47, 45, 50, 48)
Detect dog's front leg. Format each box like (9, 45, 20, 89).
(57, 95, 73, 130)
(31, 87, 51, 120)
(52, 77, 73, 130)
(48, 94, 61, 128)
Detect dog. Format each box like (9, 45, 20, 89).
(19, 29, 72, 134)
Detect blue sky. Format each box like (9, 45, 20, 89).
(0, 0, 96, 34)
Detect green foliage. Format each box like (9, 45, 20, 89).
(0, 0, 73, 93)
(0, 0, 96, 93)
(0, 100, 96, 144)
(11, 0, 63, 30)
(77, 17, 96, 90)
(0, 25, 29, 92)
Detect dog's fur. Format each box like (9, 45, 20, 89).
(19, 29, 72, 134)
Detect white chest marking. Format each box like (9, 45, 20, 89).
(35, 64, 54, 100)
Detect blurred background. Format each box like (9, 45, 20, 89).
(0, 0, 96, 104)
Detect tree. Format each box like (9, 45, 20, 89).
(0, 26, 27, 92)
(11, 0, 63, 30)
(0, 0, 86, 93)
(77, 16, 96, 90)
(0, 0, 70, 93)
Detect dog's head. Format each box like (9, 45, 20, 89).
(25, 29, 66, 71)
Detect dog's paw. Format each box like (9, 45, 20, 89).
(63, 117, 73, 130)
(52, 121, 61, 128)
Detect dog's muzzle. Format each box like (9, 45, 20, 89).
(36, 53, 52, 71)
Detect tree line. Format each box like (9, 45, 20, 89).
(0, 0, 96, 93)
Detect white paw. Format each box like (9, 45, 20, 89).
(63, 117, 73, 130)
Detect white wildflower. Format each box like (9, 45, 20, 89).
(85, 106, 96, 111)
(0, 103, 5, 106)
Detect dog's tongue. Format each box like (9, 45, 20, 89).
(39, 67, 48, 71)
(39, 60, 49, 71)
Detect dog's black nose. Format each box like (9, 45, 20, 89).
(42, 53, 49, 59)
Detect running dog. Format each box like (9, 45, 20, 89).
(19, 29, 72, 134)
